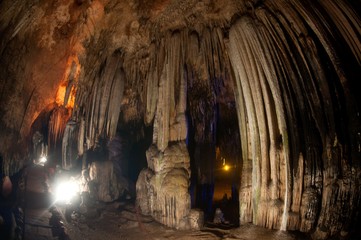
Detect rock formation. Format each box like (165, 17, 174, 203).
(0, 0, 360, 238)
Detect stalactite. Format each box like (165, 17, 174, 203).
(74, 53, 125, 150)
(255, 11, 332, 232)
(263, 0, 332, 160)
(153, 44, 171, 151)
(151, 30, 189, 150)
(233, 71, 253, 224)
(62, 120, 78, 170)
(77, 116, 85, 156)
(318, 0, 361, 65)
(0, 0, 43, 55)
(257, 7, 312, 178)
(145, 43, 159, 125)
(170, 50, 187, 142)
(287, 0, 359, 152)
(229, 3, 330, 229)
(106, 69, 125, 138)
(229, 17, 261, 224)
(48, 106, 71, 149)
(97, 57, 117, 135)
(229, 14, 296, 228)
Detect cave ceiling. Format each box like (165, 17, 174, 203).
(0, 0, 359, 171)
(0, 0, 239, 167)
(0, 0, 359, 173)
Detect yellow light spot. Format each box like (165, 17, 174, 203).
(223, 165, 230, 171)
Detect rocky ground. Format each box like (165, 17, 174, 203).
(61, 200, 309, 240)
(21, 164, 309, 240)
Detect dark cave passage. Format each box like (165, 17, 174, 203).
(110, 123, 153, 187)
(187, 98, 241, 226)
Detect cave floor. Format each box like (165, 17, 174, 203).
(23, 198, 309, 240)
(24, 199, 309, 240)
(22, 165, 308, 240)
(61, 201, 309, 240)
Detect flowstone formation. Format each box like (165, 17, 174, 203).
(227, 2, 361, 237)
(0, 0, 360, 238)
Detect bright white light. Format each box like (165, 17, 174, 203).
(55, 179, 79, 203)
(39, 156, 47, 164)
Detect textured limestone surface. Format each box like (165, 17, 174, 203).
(89, 160, 129, 202)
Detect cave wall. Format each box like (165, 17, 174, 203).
(228, 2, 361, 238)
(0, 0, 360, 238)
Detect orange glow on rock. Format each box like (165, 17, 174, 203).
(55, 55, 80, 109)
(65, 84, 76, 109)
(55, 84, 67, 106)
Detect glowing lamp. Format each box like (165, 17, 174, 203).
(223, 164, 230, 171)
(39, 156, 47, 164)
(54, 179, 79, 204)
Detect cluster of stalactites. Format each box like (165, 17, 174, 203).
(72, 53, 125, 151)
(144, 28, 232, 149)
(72, 26, 233, 152)
(229, 0, 360, 237)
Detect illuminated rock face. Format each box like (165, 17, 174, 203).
(137, 142, 191, 229)
(89, 160, 129, 202)
(0, 0, 360, 238)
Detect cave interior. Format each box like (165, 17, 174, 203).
(0, 0, 360, 239)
